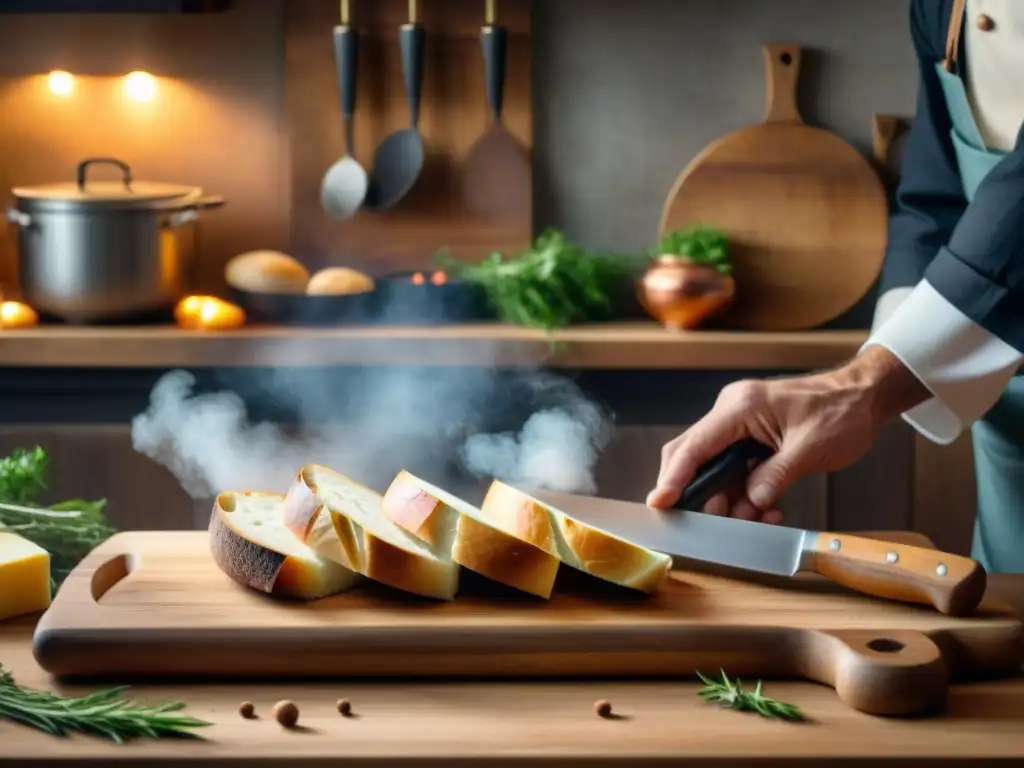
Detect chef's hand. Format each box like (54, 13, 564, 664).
(646, 345, 932, 523)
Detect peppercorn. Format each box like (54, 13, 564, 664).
(273, 700, 299, 728)
(594, 699, 613, 718)
(336, 698, 352, 717)
(238, 701, 255, 719)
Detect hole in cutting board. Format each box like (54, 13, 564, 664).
(866, 637, 905, 653)
(89, 554, 138, 602)
(780, 52, 792, 65)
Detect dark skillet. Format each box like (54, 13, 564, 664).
(376, 271, 494, 325)
(230, 288, 380, 327)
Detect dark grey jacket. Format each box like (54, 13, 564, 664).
(880, 0, 1023, 352)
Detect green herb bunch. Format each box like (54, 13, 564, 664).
(696, 670, 805, 721)
(436, 229, 642, 333)
(653, 225, 732, 274)
(0, 664, 211, 743)
(0, 446, 115, 590)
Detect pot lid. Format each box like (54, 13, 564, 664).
(12, 180, 201, 203)
(11, 157, 202, 206)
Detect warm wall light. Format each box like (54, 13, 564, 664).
(48, 70, 75, 97)
(123, 70, 157, 102)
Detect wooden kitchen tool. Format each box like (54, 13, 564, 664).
(461, 0, 531, 223)
(33, 530, 1022, 717)
(660, 44, 888, 331)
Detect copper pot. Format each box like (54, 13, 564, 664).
(637, 255, 735, 330)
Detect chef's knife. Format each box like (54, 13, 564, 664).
(533, 438, 987, 617)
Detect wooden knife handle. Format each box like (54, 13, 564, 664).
(808, 533, 986, 617)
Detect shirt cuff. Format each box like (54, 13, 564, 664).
(861, 279, 1023, 445)
(870, 286, 916, 333)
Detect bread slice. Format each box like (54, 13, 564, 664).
(283, 465, 460, 601)
(382, 470, 561, 599)
(479, 481, 673, 593)
(209, 490, 360, 600)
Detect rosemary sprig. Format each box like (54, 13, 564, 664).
(0, 665, 211, 744)
(696, 670, 805, 721)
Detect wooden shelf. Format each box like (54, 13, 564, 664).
(0, 323, 868, 370)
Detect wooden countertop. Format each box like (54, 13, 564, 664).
(1, 575, 1022, 766)
(0, 323, 868, 370)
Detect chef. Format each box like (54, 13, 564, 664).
(648, 0, 1024, 573)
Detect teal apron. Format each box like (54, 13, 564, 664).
(936, 1, 1024, 573)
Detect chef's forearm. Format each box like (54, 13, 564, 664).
(835, 344, 933, 429)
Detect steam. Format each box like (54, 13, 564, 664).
(461, 391, 611, 495)
(131, 365, 614, 501)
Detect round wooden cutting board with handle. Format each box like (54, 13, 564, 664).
(660, 44, 888, 331)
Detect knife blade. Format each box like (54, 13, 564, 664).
(529, 439, 987, 617)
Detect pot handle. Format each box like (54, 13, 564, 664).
(5, 208, 31, 227)
(77, 157, 133, 192)
(165, 195, 226, 228)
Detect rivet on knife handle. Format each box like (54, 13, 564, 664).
(808, 533, 987, 617)
(674, 438, 774, 510)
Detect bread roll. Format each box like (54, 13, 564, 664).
(479, 481, 673, 593)
(225, 251, 310, 294)
(306, 267, 375, 296)
(209, 490, 360, 600)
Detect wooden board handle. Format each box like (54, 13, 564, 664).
(762, 43, 802, 124)
(809, 533, 987, 617)
(805, 629, 948, 716)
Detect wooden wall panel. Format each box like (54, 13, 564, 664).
(828, 419, 915, 533)
(593, 425, 680, 503)
(284, 0, 533, 276)
(0, 425, 198, 531)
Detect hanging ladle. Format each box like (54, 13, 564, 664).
(364, 0, 426, 212)
(320, 0, 369, 219)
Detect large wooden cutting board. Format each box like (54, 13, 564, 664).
(33, 531, 1022, 717)
(660, 44, 888, 331)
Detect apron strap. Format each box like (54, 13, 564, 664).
(944, 0, 967, 71)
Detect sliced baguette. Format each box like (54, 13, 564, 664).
(382, 470, 561, 599)
(479, 480, 673, 593)
(283, 465, 460, 601)
(209, 490, 360, 600)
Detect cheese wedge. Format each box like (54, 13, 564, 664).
(0, 531, 51, 621)
(479, 480, 673, 593)
(209, 490, 361, 600)
(382, 470, 561, 599)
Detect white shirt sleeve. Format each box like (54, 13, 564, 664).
(861, 279, 1023, 445)
(870, 286, 916, 333)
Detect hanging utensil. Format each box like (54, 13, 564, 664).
(364, 0, 425, 212)
(320, 0, 368, 220)
(461, 0, 530, 221)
